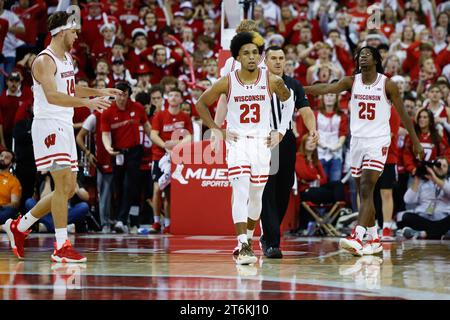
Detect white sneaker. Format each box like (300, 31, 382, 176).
(362, 238, 383, 255)
(67, 224, 76, 234)
(339, 236, 364, 256)
(129, 226, 138, 234)
(236, 243, 257, 265)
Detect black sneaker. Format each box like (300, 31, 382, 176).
(264, 247, 283, 259)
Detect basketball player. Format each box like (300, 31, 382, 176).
(195, 32, 293, 265)
(212, 20, 265, 141)
(305, 46, 424, 256)
(3, 11, 121, 263)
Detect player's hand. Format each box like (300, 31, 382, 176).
(413, 142, 424, 161)
(267, 131, 284, 148)
(309, 130, 320, 144)
(99, 88, 123, 98)
(86, 97, 111, 112)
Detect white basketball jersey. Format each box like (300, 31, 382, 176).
(226, 68, 272, 136)
(220, 55, 267, 77)
(32, 47, 75, 124)
(349, 73, 391, 138)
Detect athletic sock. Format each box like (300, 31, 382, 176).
(246, 229, 254, 241)
(354, 225, 366, 241)
(17, 212, 38, 232)
(164, 218, 170, 227)
(367, 226, 379, 240)
(237, 234, 248, 245)
(383, 221, 392, 229)
(55, 228, 68, 250)
(153, 216, 160, 224)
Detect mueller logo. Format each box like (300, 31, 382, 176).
(61, 71, 75, 78)
(172, 164, 230, 187)
(44, 133, 56, 148)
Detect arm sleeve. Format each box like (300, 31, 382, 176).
(404, 186, 419, 205)
(100, 110, 111, 133)
(11, 178, 22, 198)
(339, 114, 348, 137)
(82, 114, 96, 132)
(443, 179, 450, 196)
(152, 113, 162, 132)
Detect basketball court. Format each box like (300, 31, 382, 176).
(0, 234, 448, 300)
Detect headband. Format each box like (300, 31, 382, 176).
(50, 20, 79, 36)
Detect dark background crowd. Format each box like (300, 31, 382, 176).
(0, 0, 449, 239)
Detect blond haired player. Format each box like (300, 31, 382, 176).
(3, 11, 121, 263)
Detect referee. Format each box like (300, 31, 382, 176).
(260, 46, 318, 258)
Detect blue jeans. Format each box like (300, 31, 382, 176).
(320, 158, 342, 182)
(25, 198, 89, 233)
(0, 206, 17, 224)
(0, 57, 16, 95)
(97, 170, 113, 227)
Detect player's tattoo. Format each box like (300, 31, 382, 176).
(273, 76, 290, 101)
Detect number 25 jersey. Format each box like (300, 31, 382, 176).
(226, 68, 272, 137)
(349, 73, 391, 138)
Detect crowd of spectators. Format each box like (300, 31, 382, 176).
(0, 0, 449, 238)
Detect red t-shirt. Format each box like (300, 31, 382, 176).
(0, 89, 32, 135)
(151, 109, 193, 161)
(0, 18, 9, 52)
(94, 112, 113, 174)
(100, 100, 148, 150)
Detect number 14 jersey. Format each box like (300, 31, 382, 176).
(32, 47, 76, 125)
(226, 68, 272, 137)
(350, 73, 391, 138)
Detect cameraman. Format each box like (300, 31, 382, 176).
(399, 156, 450, 239)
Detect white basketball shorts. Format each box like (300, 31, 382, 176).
(226, 136, 271, 185)
(350, 135, 391, 177)
(32, 119, 78, 172)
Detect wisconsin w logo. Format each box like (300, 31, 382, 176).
(44, 134, 56, 148)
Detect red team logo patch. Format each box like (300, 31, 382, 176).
(382, 146, 388, 156)
(44, 133, 56, 148)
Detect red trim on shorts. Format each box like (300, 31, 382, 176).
(363, 164, 384, 170)
(228, 171, 251, 177)
(35, 153, 71, 162)
(36, 158, 72, 167)
(370, 159, 385, 166)
(228, 165, 251, 171)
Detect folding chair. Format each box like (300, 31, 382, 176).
(301, 201, 346, 236)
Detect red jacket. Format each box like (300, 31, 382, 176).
(386, 107, 401, 164)
(295, 153, 327, 193)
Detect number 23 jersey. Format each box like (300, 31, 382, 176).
(349, 73, 391, 138)
(225, 68, 272, 137)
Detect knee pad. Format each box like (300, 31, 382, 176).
(231, 176, 250, 224)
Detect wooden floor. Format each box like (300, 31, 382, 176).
(0, 233, 449, 300)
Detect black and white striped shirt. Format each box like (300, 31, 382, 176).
(270, 74, 309, 132)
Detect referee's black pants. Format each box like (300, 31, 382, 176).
(260, 130, 296, 249)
